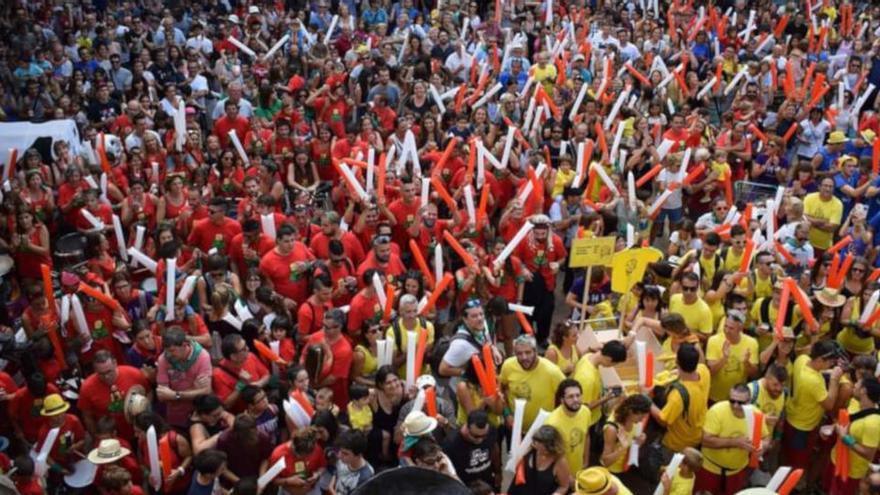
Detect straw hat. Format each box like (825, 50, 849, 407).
(124, 385, 151, 424)
(87, 439, 131, 465)
(402, 411, 438, 437)
(40, 394, 70, 416)
(575, 467, 617, 495)
(827, 131, 849, 145)
(815, 286, 846, 308)
(861, 129, 877, 145)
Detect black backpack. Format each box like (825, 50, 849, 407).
(429, 328, 483, 374)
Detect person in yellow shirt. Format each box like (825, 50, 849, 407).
(387, 294, 435, 376)
(600, 394, 653, 477)
(531, 51, 558, 97)
(829, 376, 880, 494)
(750, 280, 803, 352)
(706, 310, 759, 403)
(574, 466, 632, 495)
(696, 384, 771, 493)
(720, 225, 748, 273)
(500, 334, 565, 431)
(660, 447, 702, 495)
(748, 252, 780, 302)
(668, 272, 714, 342)
(748, 363, 789, 433)
(658, 314, 703, 372)
(782, 340, 844, 471)
(546, 379, 593, 474)
(650, 344, 711, 453)
(572, 340, 629, 428)
(550, 155, 577, 198)
(803, 177, 843, 250)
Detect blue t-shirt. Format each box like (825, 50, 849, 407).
(833, 171, 861, 217)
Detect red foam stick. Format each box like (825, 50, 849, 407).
(828, 235, 852, 254)
(749, 124, 768, 143)
(465, 140, 476, 182)
(515, 460, 527, 485)
(740, 202, 753, 230)
(774, 280, 790, 340)
(97, 134, 112, 175)
(869, 268, 880, 283)
(644, 351, 654, 388)
(770, 62, 778, 91)
(454, 84, 467, 114)
(594, 121, 608, 158)
(636, 164, 663, 187)
(777, 469, 803, 495)
(430, 175, 458, 211)
(409, 240, 436, 288)
(873, 139, 880, 175)
(774, 15, 790, 38)
(739, 239, 755, 273)
(470, 354, 495, 396)
(775, 241, 798, 265)
(724, 176, 734, 205)
(749, 410, 764, 468)
(41, 266, 66, 369)
(802, 62, 816, 100)
(420, 273, 454, 315)
(413, 328, 428, 376)
(291, 389, 315, 417)
(835, 409, 850, 479)
(382, 282, 395, 322)
(786, 279, 817, 330)
(833, 252, 855, 288)
(516, 311, 534, 335)
(829, 252, 842, 285)
(78, 283, 123, 312)
(424, 386, 438, 417)
(625, 63, 652, 87)
(254, 340, 284, 364)
(482, 343, 497, 397)
(377, 153, 387, 201)
(6, 148, 17, 181)
(807, 84, 830, 109)
(681, 163, 705, 186)
(714, 62, 723, 92)
(159, 434, 174, 477)
(443, 230, 476, 266)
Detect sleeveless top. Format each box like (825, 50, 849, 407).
(547, 343, 579, 375)
(509, 450, 558, 495)
(373, 397, 402, 433)
(354, 344, 378, 379)
(603, 418, 637, 474)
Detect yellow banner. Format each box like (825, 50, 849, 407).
(569, 236, 616, 268)
(610, 247, 664, 293)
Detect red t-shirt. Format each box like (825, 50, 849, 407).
(228, 232, 276, 276)
(356, 251, 406, 285)
(9, 385, 59, 443)
(212, 355, 270, 413)
(76, 203, 113, 231)
(187, 217, 243, 255)
(297, 297, 333, 337)
(13, 477, 42, 495)
(214, 115, 251, 148)
(347, 291, 382, 337)
(312, 96, 350, 138)
(515, 234, 568, 291)
(78, 366, 149, 441)
(303, 331, 353, 407)
(309, 231, 365, 266)
(388, 197, 420, 248)
(259, 243, 316, 304)
(268, 442, 326, 481)
(36, 414, 85, 467)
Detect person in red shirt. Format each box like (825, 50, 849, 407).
(187, 198, 243, 256)
(259, 223, 317, 306)
(324, 239, 359, 307)
(310, 211, 365, 265)
(76, 189, 114, 234)
(10, 457, 43, 495)
(387, 177, 421, 248)
(36, 394, 86, 475)
(213, 100, 250, 149)
(515, 214, 567, 345)
(302, 309, 353, 409)
(267, 427, 327, 494)
(662, 113, 690, 154)
(370, 93, 397, 135)
(347, 269, 384, 340)
(290, 203, 322, 247)
(98, 464, 146, 495)
(407, 202, 462, 262)
(212, 334, 270, 413)
(356, 235, 406, 284)
(78, 350, 151, 442)
(9, 371, 58, 444)
(236, 176, 262, 221)
(228, 219, 276, 278)
(307, 83, 352, 138)
(297, 273, 335, 337)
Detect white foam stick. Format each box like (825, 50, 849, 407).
(610, 123, 625, 164)
(261, 214, 276, 240)
(430, 84, 447, 114)
(861, 290, 880, 323)
(323, 15, 339, 45)
(100, 173, 109, 203)
(175, 100, 186, 151)
(85, 175, 99, 190)
(510, 398, 526, 457)
(657, 71, 677, 89)
(506, 409, 551, 471)
(681, 147, 693, 171)
(165, 258, 176, 321)
(70, 295, 91, 347)
(626, 223, 636, 248)
(838, 80, 846, 110)
(603, 88, 631, 129)
(666, 97, 675, 116)
(366, 148, 375, 193)
(411, 388, 426, 413)
(635, 341, 647, 387)
(591, 163, 619, 196)
(494, 222, 534, 269)
(376, 340, 388, 367)
(618, 149, 628, 174)
(725, 69, 748, 95)
(854, 83, 877, 114)
(764, 200, 775, 247)
(723, 205, 740, 226)
(652, 453, 685, 495)
(227, 36, 256, 58)
(222, 312, 242, 330)
(545, 0, 553, 25)
(146, 426, 162, 490)
(460, 17, 468, 41)
(372, 272, 387, 308)
(151, 161, 159, 183)
(594, 77, 609, 100)
(560, 141, 568, 158)
(476, 141, 485, 189)
(522, 96, 537, 133)
(398, 29, 409, 63)
(573, 141, 586, 186)
(652, 0, 658, 18)
(508, 303, 535, 315)
(127, 247, 158, 273)
(697, 76, 718, 99)
(178, 275, 197, 303)
(35, 427, 60, 477)
(516, 180, 534, 204)
(481, 142, 503, 170)
(755, 34, 775, 54)
(83, 141, 97, 166)
(258, 457, 286, 490)
(420, 176, 430, 208)
(440, 86, 460, 100)
(569, 81, 589, 121)
(766, 467, 793, 491)
(473, 83, 503, 109)
(520, 76, 535, 99)
(282, 398, 311, 429)
(229, 130, 249, 165)
(464, 185, 476, 224)
(384, 338, 394, 365)
(406, 330, 418, 386)
(61, 295, 71, 325)
(743, 10, 756, 43)
(111, 215, 128, 261)
(434, 243, 444, 285)
(81, 209, 104, 230)
(338, 161, 369, 200)
(656, 138, 675, 160)
(627, 171, 637, 211)
(627, 421, 643, 466)
(501, 126, 517, 169)
(648, 189, 673, 217)
(234, 299, 254, 322)
(264, 34, 290, 60)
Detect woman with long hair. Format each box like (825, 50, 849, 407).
(600, 394, 653, 483)
(508, 425, 571, 495)
(134, 411, 193, 495)
(4, 207, 51, 281)
(368, 365, 406, 469)
(455, 358, 504, 429)
(351, 320, 382, 386)
(545, 321, 580, 376)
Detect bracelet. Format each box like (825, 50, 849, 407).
(842, 434, 857, 447)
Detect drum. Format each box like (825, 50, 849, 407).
(53, 233, 88, 268)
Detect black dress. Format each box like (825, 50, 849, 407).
(367, 396, 403, 470)
(508, 451, 559, 495)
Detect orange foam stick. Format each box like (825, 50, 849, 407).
(469, 61, 479, 86)
(482, 343, 497, 397)
(873, 139, 880, 175)
(516, 311, 534, 335)
(714, 224, 732, 235)
(667, 10, 677, 41)
(683, 163, 705, 186)
(159, 434, 174, 477)
(636, 164, 663, 187)
(494, 0, 502, 23)
(409, 240, 435, 288)
(625, 63, 652, 87)
(784, 61, 796, 98)
(341, 158, 370, 169)
(424, 386, 438, 417)
(382, 282, 395, 322)
(436, 136, 461, 171)
(740, 203, 753, 230)
(865, 306, 880, 327)
(807, 23, 816, 53)
(594, 122, 608, 158)
(443, 230, 476, 266)
(807, 84, 830, 109)
(254, 339, 284, 364)
(749, 410, 764, 468)
(430, 175, 458, 211)
(774, 279, 790, 340)
(774, 14, 790, 37)
(465, 140, 476, 182)
(454, 84, 467, 114)
(770, 62, 778, 91)
(476, 183, 490, 232)
(853, 71, 867, 96)
(786, 279, 817, 329)
(41, 264, 56, 313)
(674, 69, 689, 96)
(724, 177, 734, 205)
(538, 86, 561, 120)
(739, 239, 755, 273)
(515, 459, 527, 485)
(801, 62, 816, 100)
(829, 252, 842, 284)
(778, 469, 803, 495)
(715, 62, 724, 92)
(491, 46, 500, 75)
(782, 123, 799, 143)
(828, 235, 852, 254)
(869, 268, 880, 283)
(291, 389, 315, 417)
(775, 241, 798, 265)
(420, 273, 454, 315)
(835, 408, 850, 479)
(816, 26, 828, 52)
(97, 134, 112, 175)
(470, 354, 495, 396)
(833, 253, 855, 288)
(645, 351, 654, 388)
(78, 283, 123, 312)
(585, 167, 597, 198)
(6, 148, 17, 181)
(749, 124, 768, 143)
(812, 73, 827, 100)
(413, 328, 428, 375)
(377, 153, 387, 201)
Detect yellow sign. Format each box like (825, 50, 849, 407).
(569, 236, 616, 268)
(611, 247, 664, 293)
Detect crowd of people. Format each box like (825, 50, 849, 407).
(3, 0, 880, 494)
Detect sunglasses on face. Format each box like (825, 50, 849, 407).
(682, 285, 698, 292)
(729, 399, 747, 406)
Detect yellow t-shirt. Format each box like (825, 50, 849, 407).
(500, 356, 565, 430)
(669, 472, 695, 495)
(721, 246, 745, 273)
(551, 168, 576, 198)
(706, 333, 759, 402)
(347, 402, 373, 431)
(456, 382, 502, 428)
(803, 192, 843, 249)
(785, 354, 829, 431)
(750, 297, 804, 352)
(532, 64, 558, 96)
(752, 272, 775, 301)
(546, 404, 592, 474)
(660, 364, 712, 452)
(830, 401, 880, 479)
(749, 379, 786, 428)
(669, 294, 714, 337)
(695, 252, 720, 286)
(547, 343, 579, 376)
(572, 355, 603, 425)
(836, 297, 875, 354)
(701, 401, 771, 475)
(354, 344, 378, 379)
(386, 319, 435, 376)
(710, 160, 731, 182)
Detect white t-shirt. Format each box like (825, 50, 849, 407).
(657, 168, 685, 209)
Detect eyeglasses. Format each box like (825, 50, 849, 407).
(682, 285, 698, 292)
(729, 399, 747, 406)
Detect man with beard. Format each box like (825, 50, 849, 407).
(442, 410, 500, 491)
(388, 177, 421, 248)
(311, 211, 366, 266)
(228, 219, 275, 278)
(500, 334, 565, 431)
(356, 234, 406, 283)
(408, 202, 462, 261)
(515, 214, 567, 345)
(78, 350, 151, 442)
(546, 379, 592, 474)
(259, 223, 316, 307)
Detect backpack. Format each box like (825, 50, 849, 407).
(429, 328, 482, 374)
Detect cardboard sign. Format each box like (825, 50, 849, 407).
(611, 247, 664, 293)
(569, 236, 616, 267)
